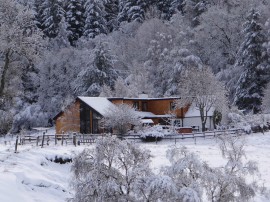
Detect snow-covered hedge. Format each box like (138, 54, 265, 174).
(138, 125, 172, 139)
(227, 110, 270, 133)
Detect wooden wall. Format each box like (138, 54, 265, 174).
(110, 98, 189, 118)
(55, 100, 80, 134)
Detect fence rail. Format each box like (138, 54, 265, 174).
(14, 129, 245, 153)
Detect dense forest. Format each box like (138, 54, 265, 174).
(0, 0, 269, 133)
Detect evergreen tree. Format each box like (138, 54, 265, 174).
(118, 0, 147, 23)
(181, 0, 207, 26)
(66, 0, 85, 45)
(84, 0, 108, 38)
(156, 0, 180, 20)
(39, 0, 65, 38)
(73, 42, 118, 96)
(234, 9, 269, 114)
(103, 0, 119, 31)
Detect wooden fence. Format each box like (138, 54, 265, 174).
(14, 129, 244, 153)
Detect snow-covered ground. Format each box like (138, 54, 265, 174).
(0, 131, 270, 202)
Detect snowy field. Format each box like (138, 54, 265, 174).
(0, 131, 270, 202)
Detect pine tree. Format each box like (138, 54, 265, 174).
(156, 0, 177, 20)
(103, 0, 119, 31)
(73, 42, 118, 96)
(39, 0, 65, 38)
(181, 0, 207, 26)
(66, 0, 85, 45)
(234, 9, 269, 114)
(84, 0, 108, 38)
(118, 0, 147, 23)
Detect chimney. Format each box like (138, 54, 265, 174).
(139, 93, 149, 98)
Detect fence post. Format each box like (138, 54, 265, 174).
(155, 137, 158, 145)
(41, 132, 45, 148)
(73, 133, 76, 147)
(61, 135, 64, 146)
(36, 136, 39, 146)
(55, 134, 57, 145)
(175, 138, 176, 145)
(15, 136, 19, 153)
(194, 137, 196, 145)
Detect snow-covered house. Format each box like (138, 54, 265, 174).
(53, 96, 215, 134)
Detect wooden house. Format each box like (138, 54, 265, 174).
(53, 96, 215, 134)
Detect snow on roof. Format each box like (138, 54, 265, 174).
(185, 105, 215, 118)
(108, 97, 180, 101)
(141, 119, 154, 124)
(78, 96, 115, 116)
(136, 111, 173, 118)
(136, 111, 156, 118)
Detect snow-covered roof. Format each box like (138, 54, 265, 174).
(141, 119, 154, 124)
(108, 97, 180, 101)
(136, 111, 173, 118)
(78, 96, 115, 116)
(185, 105, 215, 118)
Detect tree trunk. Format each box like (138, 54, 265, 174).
(200, 107, 207, 132)
(0, 49, 10, 97)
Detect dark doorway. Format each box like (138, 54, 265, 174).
(92, 111, 101, 134)
(80, 102, 91, 134)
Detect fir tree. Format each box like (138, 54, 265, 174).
(39, 0, 65, 38)
(84, 0, 108, 38)
(234, 9, 269, 114)
(73, 42, 118, 96)
(103, 0, 119, 31)
(66, 0, 85, 45)
(118, 0, 147, 23)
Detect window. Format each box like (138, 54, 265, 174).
(170, 102, 176, 111)
(142, 102, 148, 111)
(133, 101, 139, 110)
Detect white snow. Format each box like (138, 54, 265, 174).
(78, 96, 115, 116)
(185, 105, 215, 117)
(0, 131, 270, 201)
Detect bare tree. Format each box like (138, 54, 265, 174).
(176, 67, 228, 131)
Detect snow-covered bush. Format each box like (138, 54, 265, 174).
(137, 125, 171, 140)
(70, 136, 152, 202)
(228, 109, 270, 133)
(138, 125, 165, 139)
(103, 104, 140, 135)
(11, 104, 49, 133)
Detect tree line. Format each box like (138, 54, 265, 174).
(0, 0, 269, 133)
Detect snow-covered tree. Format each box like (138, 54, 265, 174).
(262, 83, 270, 113)
(66, 0, 85, 45)
(73, 42, 118, 96)
(203, 135, 259, 202)
(83, 0, 108, 38)
(176, 67, 228, 131)
(145, 32, 202, 96)
(0, 0, 43, 100)
(162, 146, 205, 201)
(39, 0, 65, 38)
(118, 0, 147, 23)
(103, 104, 140, 135)
(234, 9, 269, 114)
(71, 136, 152, 202)
(103, 0, 119, 31)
